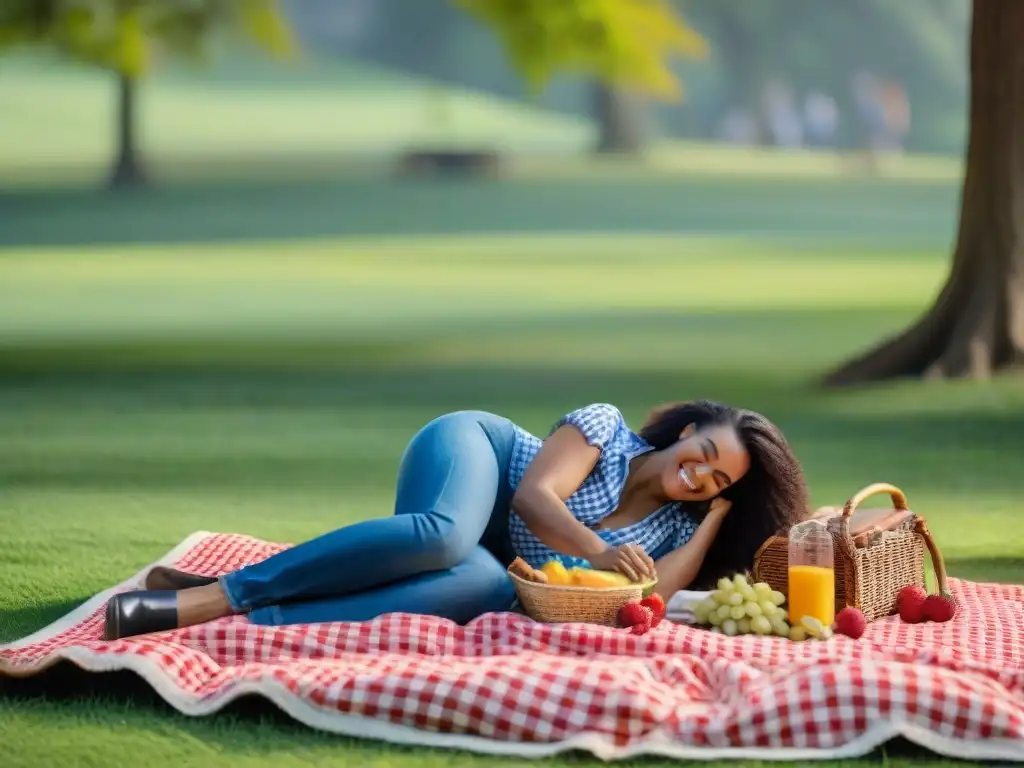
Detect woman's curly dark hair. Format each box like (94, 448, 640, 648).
(638, 399, 810, 589)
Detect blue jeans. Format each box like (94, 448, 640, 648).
(219, 410, 519, 626)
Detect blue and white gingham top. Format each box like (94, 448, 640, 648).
(507, 403, 699, 568)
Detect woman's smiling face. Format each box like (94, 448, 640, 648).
(659, 423, 751, 502)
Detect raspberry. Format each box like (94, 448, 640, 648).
(897, 585, 928, 624)
(834, 606, 867, 639)
(640, 593, 666, 627)
(923, 593, 957, 623)
(617, 601, 653, 634)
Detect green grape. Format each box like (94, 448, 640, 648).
(693, 603, 711, 625)
(730, 605, 746, 621)
(698, 597, 718, 616)
(753, 582, 773, 599)
(751, 615, 773, 635)
(732, 573, 749, 591)
(711, 589, 730, 605)
(737, 617, 752, 634)
(738, 584, 757, 602)
(722, 619, 738, 637)
(758, 599, 778, 617)
(707, 609, 723, 626)
(717, 577, 734, 592)
(788, 626, 807, 641)
(770, 590, 786, 606)
(744, 601, 763, 618)
(728, 591, 744, 606)
(717, 604, 732, 621)
(770, 617, 790, 637)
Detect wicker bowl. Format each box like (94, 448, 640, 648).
(507, 566, 657, 626)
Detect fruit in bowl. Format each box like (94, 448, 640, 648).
(510, 557, 645, 588)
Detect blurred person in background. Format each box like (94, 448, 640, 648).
(879, 80, 911, 152)
(760, 79, 804, 148)
(802, 90, 839, 149)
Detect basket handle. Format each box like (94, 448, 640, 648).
(836, 482, 909, 560)
(842, 482, 909, 518)
(838, 483, 948, 594)
(915, 518, 949, 594)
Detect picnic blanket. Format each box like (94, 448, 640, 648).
(2, 531, 1023, 762)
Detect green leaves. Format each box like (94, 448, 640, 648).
(454, 0, 708, 100)
(0, 0, 296, 76)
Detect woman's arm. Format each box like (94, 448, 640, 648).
(652, 500, 731, 597)
(512, 404, 656, 580)
(511, 424, 612, 560)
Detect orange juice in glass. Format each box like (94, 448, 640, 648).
(787, 520, 835, 627)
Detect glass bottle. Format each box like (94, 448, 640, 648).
(787, 519, 836, 627)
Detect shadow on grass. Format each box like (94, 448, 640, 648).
(0, 598, 92, 648)
(0, 664, 363, 754)
(0, 173, 957, 248)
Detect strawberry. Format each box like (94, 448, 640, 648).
(923, 593, 957, 623)
(640, 593, 667, 627)
(629, 607, 654, 635)
(834, 606, 867, 639)
(897, 585, 928, 624)
(617, 601, 654, 635)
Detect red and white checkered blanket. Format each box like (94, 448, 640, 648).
(2, 532, 1023, 761)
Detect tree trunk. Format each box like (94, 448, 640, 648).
(592, 83, 647, 155)
(822, 0, 1024, 387)
(108, 72, 146, 188)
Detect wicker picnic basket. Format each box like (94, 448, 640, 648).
(507, 565, 657, 626)
(753, 483, 948, 622)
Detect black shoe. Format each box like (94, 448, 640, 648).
(104, 590, 179, 640)
(144, 566, 218, 591)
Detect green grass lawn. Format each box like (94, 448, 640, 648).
(1, 176, 1022, 767)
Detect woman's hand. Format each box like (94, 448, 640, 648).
(709, 497, 732, 519)
(589, 543, 657, 583)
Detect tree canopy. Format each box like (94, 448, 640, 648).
(453, 0, 708, 101)
(0, 0, 295, 76)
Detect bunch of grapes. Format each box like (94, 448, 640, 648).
(693, 573, 831, 641)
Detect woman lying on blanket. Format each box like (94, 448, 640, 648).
(105, 400, 810, 639)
